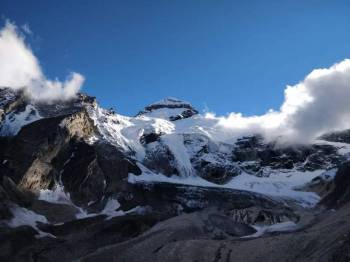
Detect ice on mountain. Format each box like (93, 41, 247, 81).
(0, 104, 41, 136)
(6, 206, 52, 237)
(161, 133, 194, 177)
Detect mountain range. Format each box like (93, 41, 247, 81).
(1, 87, 350, 261)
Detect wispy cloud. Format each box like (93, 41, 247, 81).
(0, 21, 84, 102)
(21, 23, 32, 35)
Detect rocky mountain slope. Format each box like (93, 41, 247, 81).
(1, 87, 350, 261)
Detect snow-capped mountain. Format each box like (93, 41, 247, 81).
(136, 97, 198, 120)
(1, 87, 350, 261)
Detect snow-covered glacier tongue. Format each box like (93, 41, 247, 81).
(1, 89, 350, 261)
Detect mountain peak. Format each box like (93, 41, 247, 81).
(145, 97, 193, 110)
(137, 97, 198, 121)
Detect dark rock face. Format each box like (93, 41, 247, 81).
(198, 161, 241, 184)
(94, 143, 141, 191)
(206, 213, 257, 237)
(321, 161, 350, 208)
(0, 225, 38, 261)
(169, 108, 198, 121)
(59, 141, 105, 207)
(0, 214, 159, 262)
(29, 200, 79, 224)
(143, 142, 179, 177)
(232, 136, 343, 173)
(331, 232, 350, 262)
(140, 132, 161, 144)
(321, 129, 350, 144)
(0, 176, 31, 220)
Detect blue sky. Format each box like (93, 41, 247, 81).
(1, 0, 350, 116)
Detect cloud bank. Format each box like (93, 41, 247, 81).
(208, 59, 350, 143)
(0, 21, 84, 102)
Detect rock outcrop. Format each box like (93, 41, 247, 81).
(321, 161, 350, 208)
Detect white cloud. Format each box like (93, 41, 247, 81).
(0, 21, 84, 102)
(207, 59, 350, 143)
(284, 59, 350, 141)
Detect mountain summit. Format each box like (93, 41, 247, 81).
(137, 97, 198, 121)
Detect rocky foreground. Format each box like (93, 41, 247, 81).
(1, 87, 350, 261)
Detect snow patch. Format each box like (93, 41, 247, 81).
(161, 134, 193, 177)
(101, 198, 124, 220)
(244, 221, 298, 238)
(6, 206, 54, 238)
(224, 170, 323, 207)
(39, 185, 72, 205)
(7, 206, 48, 228)
(0, 104, 41, 136)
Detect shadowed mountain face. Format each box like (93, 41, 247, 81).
(1, 87, 350, 261)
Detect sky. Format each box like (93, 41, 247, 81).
(1, 0, 350, 116)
